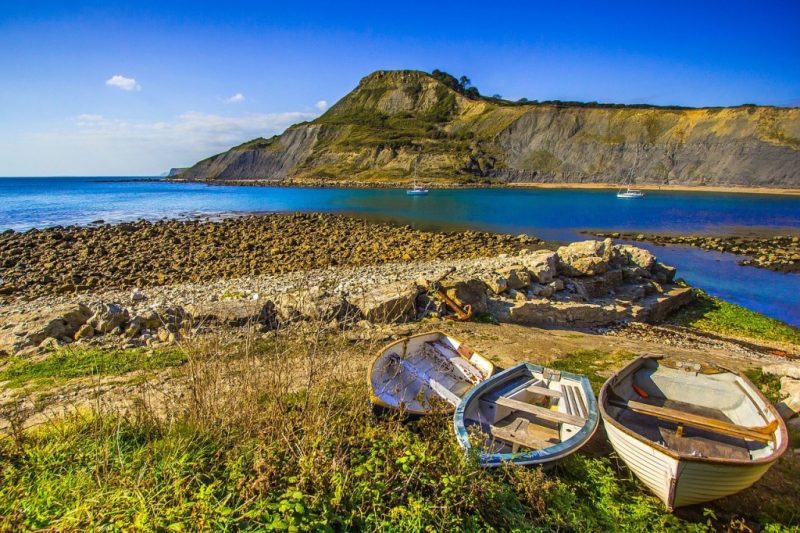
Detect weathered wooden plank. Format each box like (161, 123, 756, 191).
(525, 385, 562, 398)
(491, 418, 554, 452)
(496, 396, 585, 426)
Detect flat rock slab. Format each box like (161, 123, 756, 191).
(354, 282, 418, 323)
(631, 286, 694, 323)
(186, 299, 276, 327)
(506, 299, 627, 327)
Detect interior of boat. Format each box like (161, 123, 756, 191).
(462, 368, 591, 454)
(605, 358, 781, 461)
(371, 334, 490, 412)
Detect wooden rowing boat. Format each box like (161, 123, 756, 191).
(367, 331, 494, 416)
(599, 355, 788, 510)
(453, 362, 599, 467)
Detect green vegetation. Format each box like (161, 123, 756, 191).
(0, 334, 797, 531)
(743, 368, 785, 404)
(0, 346, 186, 389)
(670, 290, 800, 345)
(548, 349, 635, 393)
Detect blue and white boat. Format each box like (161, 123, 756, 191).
(453, 361, 598, 467)
(406, 161, 429, 195)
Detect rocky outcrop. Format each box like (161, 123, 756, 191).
(0, 239, 694, 355)
(175, 70, 800, 189)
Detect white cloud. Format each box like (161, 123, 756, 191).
(105, 75, 141, 92)
(315, 100, 328, 110)
(226, 93, 245, 104)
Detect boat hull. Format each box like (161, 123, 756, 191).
(367, 331, 493, 416)
(600, 355, 787, 510)
(453, 362, 599, 467)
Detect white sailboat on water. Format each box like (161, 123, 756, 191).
(406, 160, 429, 196)
(617, 146, 645, 199)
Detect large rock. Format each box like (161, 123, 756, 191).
(618, 245, 656, 270)
(438, 278, 490, 314)
(186, 299, 276, 327)
(354, 282, 418, 323)
(5, 303, 91, 351)
(275, 289, 356, 323)
(89, 303, 130, 334)
(568, 270, 624, 299)
(556, 239, 613, 277)
(777, 377, 800, 420)
(520, 250, 557, 283)
(630, 286, 694, 323)
(507, 299, 627, 327)
(652, 262, 677, 283)
(762, 363, 800, 381)
(495, 266, 531, 291)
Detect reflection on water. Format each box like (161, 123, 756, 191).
(1, 178, 799, 325)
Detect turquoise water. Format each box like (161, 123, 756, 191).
(1, 177, 799, 326)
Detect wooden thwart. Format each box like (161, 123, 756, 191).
(526, 385, 563, 398)
(612, 399, 778, 443)
(496, 396, 585, 426)
(491, 417, 557, 453)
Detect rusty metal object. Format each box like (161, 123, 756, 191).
(422, 267, 474, 321)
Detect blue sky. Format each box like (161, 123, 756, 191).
(1, 0, 798, 176)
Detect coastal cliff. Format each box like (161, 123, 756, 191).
(176, 70, 800, 188)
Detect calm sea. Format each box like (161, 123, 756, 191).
(2, 177, 799, 326)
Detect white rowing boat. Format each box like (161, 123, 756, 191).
(367, 331, 494, 416)
(600, 355, 788, 510)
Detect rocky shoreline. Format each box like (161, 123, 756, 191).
(589, 231, 800, 273)
(0, 213, 537, 303)
(1, 236, 694, 357)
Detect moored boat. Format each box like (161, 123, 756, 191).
(600, 355, 788, 510)
(453, 361, 598, 467)
(367, 331, 494, 416)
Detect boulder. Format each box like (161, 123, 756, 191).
(521, 250, 557, 283)
(762, 363, 800, 381)
(275, 289, 357, 323)
(438, 278, 490, 314)
(556, 240, 613, 277)
(354, 282, 419, 323)
(618, 245, 656, 270)
(7, 303, 91, 351)
(89, 303, 130, 334)
(777, 377, 800, 420)
(482, 274, 508, 295)
(495, 266, 531, 290)
(74, 323, 95, 341)
(652, 262, 677, 283)
(186, 299, 277, 327)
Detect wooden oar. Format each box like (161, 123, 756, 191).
(610, 399, 778, 443)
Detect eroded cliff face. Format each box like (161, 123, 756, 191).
(175, 70, 800, 188)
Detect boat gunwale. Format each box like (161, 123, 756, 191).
(598, 354, 789, 466)
(453, 361, 600, 466)
(367, 330, 494, 416)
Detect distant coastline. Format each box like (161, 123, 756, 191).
(165, 177, 800, 196)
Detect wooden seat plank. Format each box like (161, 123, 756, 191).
(490, 417, 556, 452)
(525, 385, 562, 398)
(611, 399, 777, 443)
(496, 396, 585, 426)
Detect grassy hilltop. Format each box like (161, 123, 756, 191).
(176, 69, 800, 188)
